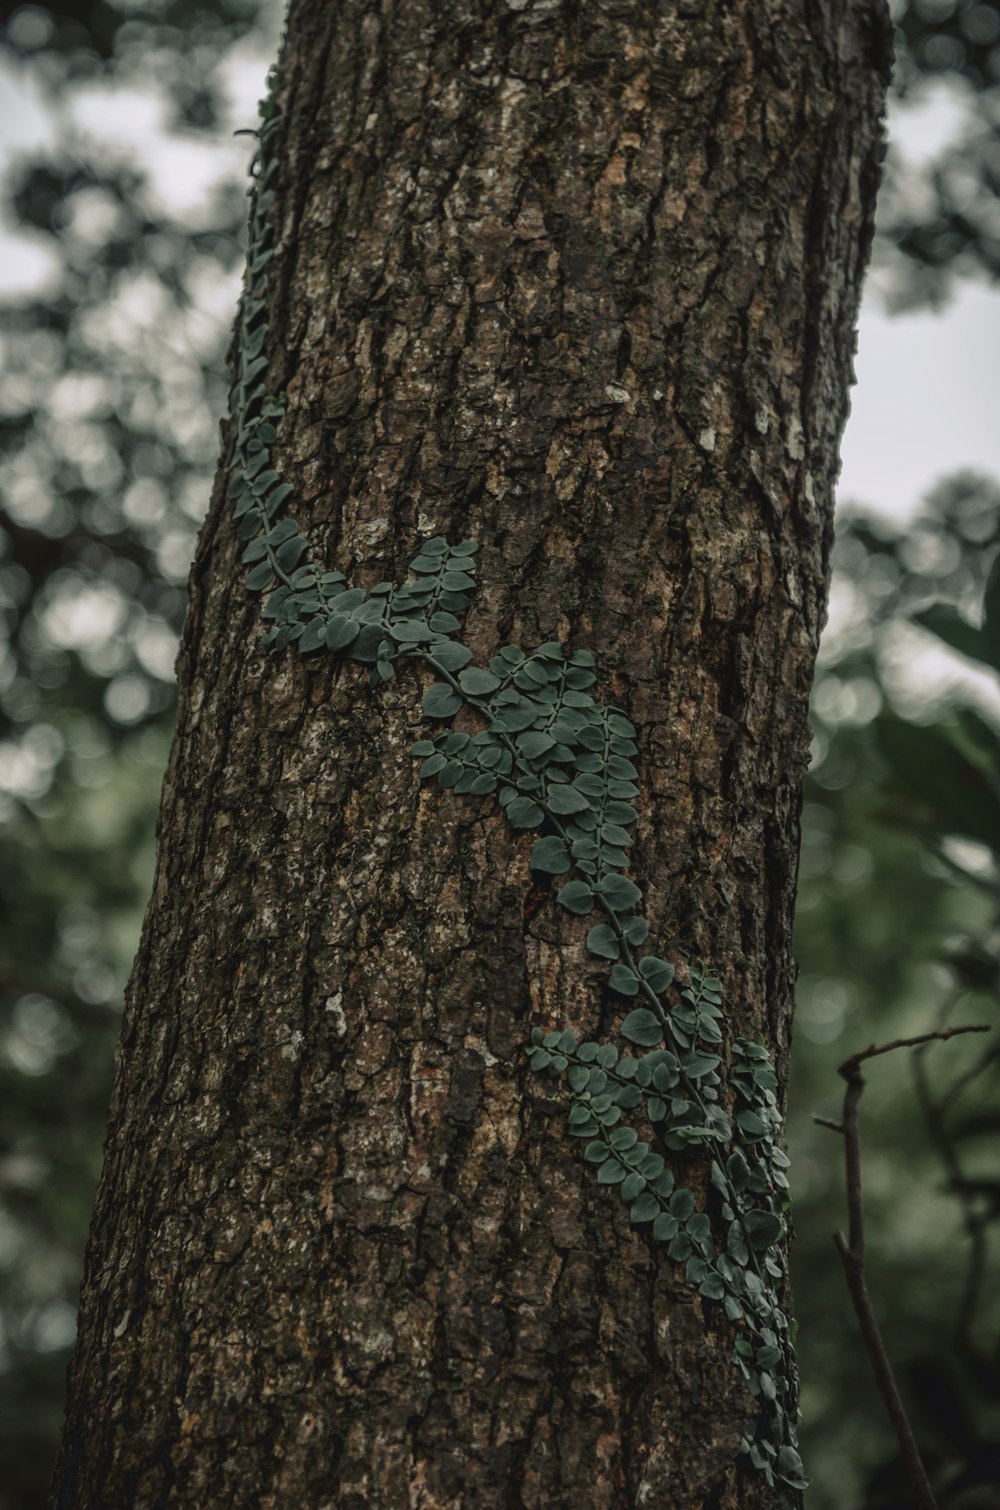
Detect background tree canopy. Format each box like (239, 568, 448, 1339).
(0, 2, 997, 1506)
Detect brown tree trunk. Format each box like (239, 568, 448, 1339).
(53, 2, 890, 1506)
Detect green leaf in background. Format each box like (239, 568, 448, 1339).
(876, 714, 1000, 851)
(913, 606, 989, 667)
(982, 553, 1000, 670)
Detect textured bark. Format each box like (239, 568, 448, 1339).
(54, 3, 890, 1506)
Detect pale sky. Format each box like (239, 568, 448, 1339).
(840, 281, 1000, 522)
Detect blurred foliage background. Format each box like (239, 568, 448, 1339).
(0, 1, 997, 1506)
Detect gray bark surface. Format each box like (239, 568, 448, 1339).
(54, 2, 890, 1505)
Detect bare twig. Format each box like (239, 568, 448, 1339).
(830, 1229, 935, 1509)
(836, 1024, 989, 1075)
(821, 1023, 991, 1510)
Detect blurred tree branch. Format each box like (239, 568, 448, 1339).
(816, 1025, 991, 1510)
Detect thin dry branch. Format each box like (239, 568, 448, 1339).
(818, 1023, 991, 1510)
(836, 1024, 990, 1077)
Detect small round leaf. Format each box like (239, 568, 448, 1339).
(597, 875, 642, 912)
(638, 956, 675, 993)
(609, 965, 640, 997)
(458, 666, 502, 695)
(586, 925, 620, 960)
(620, 1008, 662, 1046)
(507, 798, 545, 829)
(556, 881, 594, 915)
(422, 683, 462, 718)
(325, 614, 360, 651)
(530, 836, 571, 874)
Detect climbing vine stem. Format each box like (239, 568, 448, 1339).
(226, 77, 806, 1502)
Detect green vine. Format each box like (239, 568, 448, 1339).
(227, 79, 806, 1502)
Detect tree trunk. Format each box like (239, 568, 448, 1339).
(53, 2, 890, 1506)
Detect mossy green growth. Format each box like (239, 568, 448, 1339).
(228, 80, 806, 1502)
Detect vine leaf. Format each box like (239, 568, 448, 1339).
(508, 798, 545, 829)
(609, 964, 640, 997)
(422, 684, 462, 718)
(596, 875, 642, 911)
(638, 956, 674, 993)
(458, 667, 501, 695)
(621, 1008, 662, 1047)
(530, 837, 572, 874)
(557, 881, 594, 914)
(586, 924, 620, 960)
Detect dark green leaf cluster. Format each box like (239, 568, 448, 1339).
(226, 153, 482, 663)
(404, 637, 805, 1489)
(225, 94, 294, 615)
(231, 86, 802, 1501)
(408, 645, 643, 866)
(726, 1040, 801, 1493)
(257, 537, 481, 670)
(525, 1014, 799, 1493)
(530, 1027, 727, 1189)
